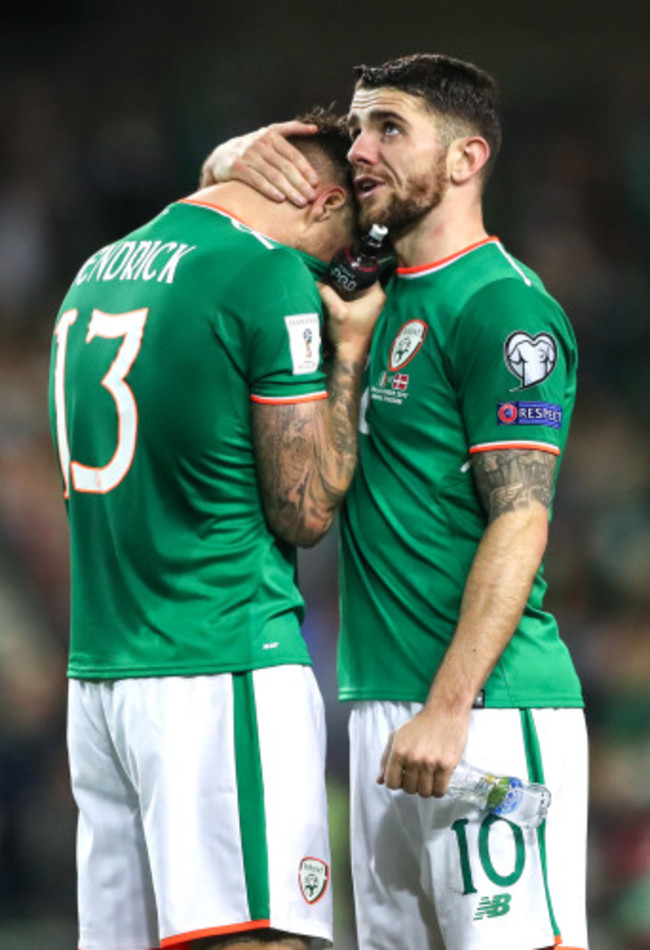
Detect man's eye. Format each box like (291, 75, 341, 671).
(383, 122, 400, 136)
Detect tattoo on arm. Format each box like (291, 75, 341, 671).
(471, 449, 557, 521)
(253, 403, 322, 543)
(327, 355, 364, 464)
(252, 354, 364, 546)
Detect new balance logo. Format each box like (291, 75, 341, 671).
(473, 894, 512, 920)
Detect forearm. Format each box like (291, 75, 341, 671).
(254, 283, 383, 548)
(424, 505, 548, 715)
(318, 342, 367, 492)
(380, 505, 549, 795)
(252, 346, 367, 548)
(380, 449, 556, 797)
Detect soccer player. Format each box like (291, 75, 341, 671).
(200, 55, 589, 950)
(48, 109, 384, 950)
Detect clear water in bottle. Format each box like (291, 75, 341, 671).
(446, 760, 551, 829)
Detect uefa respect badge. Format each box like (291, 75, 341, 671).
(497, 401, 563, 429)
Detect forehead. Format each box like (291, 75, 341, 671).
(347, 85, 432, 124)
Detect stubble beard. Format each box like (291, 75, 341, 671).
(358, 153, 449, 236)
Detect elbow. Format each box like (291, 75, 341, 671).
(296, 519, 333, 548)
(267, 511, 334, 549)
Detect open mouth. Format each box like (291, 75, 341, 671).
(355, 176, 385, 200)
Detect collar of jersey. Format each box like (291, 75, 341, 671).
(178, 199, 278, 244)
(176, 198, 327, 277)
(396, 236, 500, 279)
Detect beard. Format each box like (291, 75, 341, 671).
(358, 152, 449, 235)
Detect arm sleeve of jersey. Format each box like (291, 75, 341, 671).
(220, 247, 328, 404)
(448, 278, 578, 457)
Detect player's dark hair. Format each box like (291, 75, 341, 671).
(354, 54, 502, 179)
(288, 106, 354, 192)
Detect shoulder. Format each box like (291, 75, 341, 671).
(240, 242, 316, 292)
(457, 249, 575, 347)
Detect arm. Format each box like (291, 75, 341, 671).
(379, 448, 556, 797)
(199, 120, 319, 206)
(252, 282, 385, 548)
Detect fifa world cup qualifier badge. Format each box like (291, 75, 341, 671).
(504, 330, 557, 389)
(298, 856, 329, 904)
(284, 313, 321, 375)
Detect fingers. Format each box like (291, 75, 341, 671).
(268, 119, 320, 141)
(198, 121, 320, 204)
(360, 282, 387, 320)
(317, 281, 385, 320)
(377, 731, 394, 785)
(199, 153, 220, 189)
(317, 283, 347, 322)
(376, 720, 452, 799)
(230, 161, 298, 204)
(243, 126, 320, 206)
(382, 754, 438, 798)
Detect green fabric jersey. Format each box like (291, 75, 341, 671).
(338, 237, 583, 708)
(49, 199, 330, 680)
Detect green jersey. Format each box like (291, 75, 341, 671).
(339, 237, 583, 708)
(49, 199, 329, 680)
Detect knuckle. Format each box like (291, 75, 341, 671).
(231, 157, 248, 176)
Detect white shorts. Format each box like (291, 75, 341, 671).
(68, 667, 332, 950)
(349, 702, 589, 950)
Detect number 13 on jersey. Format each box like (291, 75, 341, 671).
(52, 307, 148, 497)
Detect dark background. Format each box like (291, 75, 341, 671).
(1, 2, 650, 947)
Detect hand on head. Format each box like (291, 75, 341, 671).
(199, 120, 320, 206)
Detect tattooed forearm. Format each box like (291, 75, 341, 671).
(252, 354, 364, 546)
(471, 449, 557, 521)
(327, 355, 365, 462)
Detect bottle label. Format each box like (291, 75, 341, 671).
(490, 777, 524, 816)
(329, 263, 361, 294)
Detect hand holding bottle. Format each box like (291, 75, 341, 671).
(447, 760, 551, 829)
(326, 224, 389, 300)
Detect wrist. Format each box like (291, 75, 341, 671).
(425, 678, 480, 717)
(334, 337, 371, 365)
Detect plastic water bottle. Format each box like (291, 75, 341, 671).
(327, 223, 388, 299)
(446, 760, 551, 829)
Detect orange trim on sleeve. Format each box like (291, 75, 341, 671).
(469, 441, 561, 456)
(250, 391, 328, 405)
(160, 919, 271, 947)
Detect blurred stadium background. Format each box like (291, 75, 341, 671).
(1, 2, 649, 947)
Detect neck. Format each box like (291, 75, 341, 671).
(392, 193, 488, 269)
(185, 182, 306, 247)
(183, 183, 346, 263)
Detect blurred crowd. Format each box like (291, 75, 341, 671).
(1, 13, 649, 949)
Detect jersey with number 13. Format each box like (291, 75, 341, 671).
(49, 201, 328, 681)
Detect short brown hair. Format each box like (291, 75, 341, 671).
(288, 106, 353, 191)
(354, 54, 502, 178)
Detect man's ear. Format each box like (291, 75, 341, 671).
(448, 136, 490, 185)
(309, 184, 349, 221)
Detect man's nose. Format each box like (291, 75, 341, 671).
(347, 131, 377, 165)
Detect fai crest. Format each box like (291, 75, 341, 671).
(388, 319, 427, 370)
(504, 331, 557, 389)
(298, 856, 329, 904)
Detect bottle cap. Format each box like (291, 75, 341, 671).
(368, 224, 388, 241)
